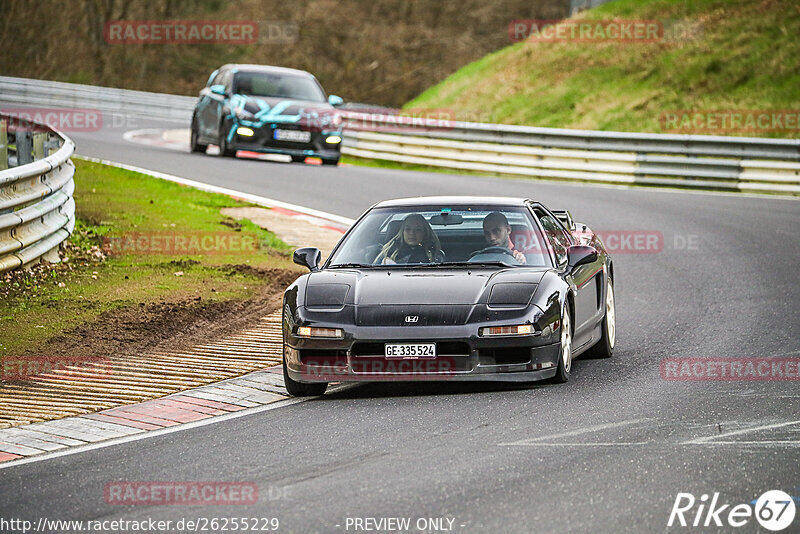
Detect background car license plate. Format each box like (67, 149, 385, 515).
(274, 129, 311, 142)
(384, 343, 436, 359)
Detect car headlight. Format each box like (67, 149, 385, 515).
(480, 324, 534, 337)
(296, 326, 344, 339)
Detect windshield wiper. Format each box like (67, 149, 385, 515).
(437, 261, 513, 268)
(328, 263, 373, 269)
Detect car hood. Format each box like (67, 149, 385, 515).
(306, 268, 547, 306)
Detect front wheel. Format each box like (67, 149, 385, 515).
(584, 277, 615, 359)
(218, 124, 236, 157)
(552, 306, 572, 383)
(283, 357, 328, 396)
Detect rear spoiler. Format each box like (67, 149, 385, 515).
(551, 210, 576, 231)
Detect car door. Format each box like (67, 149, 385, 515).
(535, 208, 602, 348)
(197, 69, 225, 139)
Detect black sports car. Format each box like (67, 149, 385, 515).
(190, 64, 344, 165)
(282, 196, 615, 396)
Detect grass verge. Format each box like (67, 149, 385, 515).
(0, 159, 296, 358)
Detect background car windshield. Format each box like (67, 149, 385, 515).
(234, 72, 326, 102)
(328, 206, 551, 267)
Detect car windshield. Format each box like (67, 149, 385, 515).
(327, 205, 552, 268)
(233, 71, 326, 102)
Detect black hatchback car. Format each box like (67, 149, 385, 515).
(190, 64, 344, 164)
(282, 196, 616, 396)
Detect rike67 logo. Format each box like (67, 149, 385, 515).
(668, 490, 796, 531)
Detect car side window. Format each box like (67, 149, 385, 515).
(536, 211, 571, 266)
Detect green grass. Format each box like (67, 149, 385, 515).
(405, 0, 800, 138)
(0, 159, 295, 357)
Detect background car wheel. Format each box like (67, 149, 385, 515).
(283, 357, 328, 396)
(190, 121, 208, 153)
(584, 277, 615, 359)
(218, 124, 236, 157)
(552, 307, 572, 383)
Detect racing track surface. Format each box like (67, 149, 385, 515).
(1, 115, 799, 533)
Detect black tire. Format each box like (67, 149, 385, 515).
(290, 155, 307, 163)
(218, 123, 236, 157)
(552, 306, 573, 384)
(322, 157, 340, 166)
(584, 277, 615, 359)
(283, 357, 328, 396)
(190, 119, 208, 153)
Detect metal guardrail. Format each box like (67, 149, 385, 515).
(2, 75, 798, 195)
(0, 115, 76, 272)
(0, 76, 196, 122)
(340, 115, 800, 194)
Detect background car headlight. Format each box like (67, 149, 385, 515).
(296, 326, 344, 338)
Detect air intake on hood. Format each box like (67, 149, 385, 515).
(488, 283, 537, 307)
(306, 283, 350, 308)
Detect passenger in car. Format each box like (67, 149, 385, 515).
(481, 212, 527, 264)
(374, 214, 445, 264)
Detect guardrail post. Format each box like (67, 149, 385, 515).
(16, 130, 33, 165)
(0, 119, 7, 171)
(33, 132, 46, 160)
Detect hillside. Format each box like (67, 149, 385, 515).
(406, 0, 800, 137)
(1, 0, 573, 107)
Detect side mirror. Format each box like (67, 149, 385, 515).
(567, 245, 598, 269)
(294, 247, 321, 272)
(328, 94, 344, 107)
(210, 84, 227, 96)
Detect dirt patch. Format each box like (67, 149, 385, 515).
(17, 266, 301, 363)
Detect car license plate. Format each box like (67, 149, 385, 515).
(384, 343, 436, 359)
(273, 129, 311, 143)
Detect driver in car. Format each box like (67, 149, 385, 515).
(481, 212, 526, 264)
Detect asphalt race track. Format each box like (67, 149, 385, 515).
(1, 116, 799, 533)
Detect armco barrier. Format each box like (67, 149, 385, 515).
(340, 115, 800, 194)
(0, 114, 76, 272)
(1, 75, 798, 195)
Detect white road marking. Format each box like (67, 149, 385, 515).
(682, 419, 800, 444)
(685, 441, 800, 447)
(499, 418, 650, 446)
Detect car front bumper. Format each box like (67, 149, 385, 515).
(284, 325, 562, 384)
(230, 126, 342, 160)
